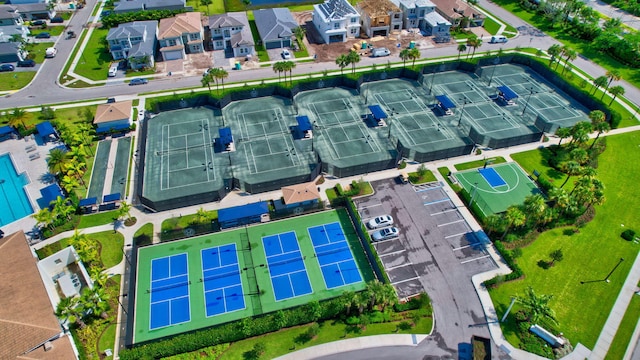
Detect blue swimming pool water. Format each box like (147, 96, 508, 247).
(0, 154, 33, 226)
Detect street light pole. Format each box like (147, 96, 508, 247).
(604, 258, 624, 283)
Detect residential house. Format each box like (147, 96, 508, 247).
(0, 41, 26, 62)
(254, 8, 297, 50)
(106, 20, 157, 69)
(113, 0, 189, 13)
(208, 12, 254, 58)
(93, 100, 133, 134)
(356, 0, 402, 38)
(158, 12, 204, 61)
(430, 0, 484, 27)
(0, 231, 77, 360)
(391, 0, 451, 42)
(15, 3, 55, 20)
(312, 0, 360, 43)
(0, 5, 29, 42)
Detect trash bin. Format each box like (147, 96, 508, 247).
(409, 41, 415, 49)
(235, 62, 241, 70)
(361, 41, 367, 49)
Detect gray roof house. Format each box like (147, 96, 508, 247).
(113, 0, 189, 13)
(0, 41, 25, 63)
(15, 3, 55, 20)
(208, 12, 254, 58)
(391, 0, 451, 42)
(312, 0, 360, 43)
(106, 20, 157, 69)
(0, 5, 29, 42)
(253, 8, 298, 50)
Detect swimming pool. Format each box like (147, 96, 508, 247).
(0, 153, 33, 226)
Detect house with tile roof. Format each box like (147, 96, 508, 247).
(158, 12, 204, 61)
(312, 0, 360, 43)
(113, 0, 188, 13)
(106, 20, 157, 69)
(356, 0, 403, 38)
(93, 100, 133, 134)
(208, 12, 254, 58)
(390, 0, 451, 42)
(0, 231, 78, 360)
(253, 8, 298, 50)
(430, 0, 484, 28)
(274, 181, 321, 215)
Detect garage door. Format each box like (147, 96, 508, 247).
(163, 50, 183, 61)
(265, 41, 280, 50)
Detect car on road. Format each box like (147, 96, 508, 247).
(372, 227, 399, 241)
(368, 215, 394, 229)
(281, 49, 291, 59)
(50, 17, 64, 23)
(0, 64, 15, 72)
(31, 20, 46, 26)
(34, 32, 50, 39)
(17, 59, 36, 67)
(129, 78, 148, 86)
(45, 47, 57, 58)
(489, 35, 508, 44)
(371, 47, 391, 57)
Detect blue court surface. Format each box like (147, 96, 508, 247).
(149, 253, 191, 330)
(308, 222, 363, 289)
(262, 232, 313, 301)
(201, 244, 246, 317)
(479, 167, 507, 187)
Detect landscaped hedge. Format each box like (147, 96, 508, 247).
(483, 240, 524, 287)
(100, 9, 187, 28)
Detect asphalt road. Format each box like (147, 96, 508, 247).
(2, 0, 639, 112)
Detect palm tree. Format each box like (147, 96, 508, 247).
(547, 44, 561, 66)
(213, 67, 229, 92)
(483, 214, 504, 236)
(468, 37, 482, 59)
(68, 145, 87, 164)
(89, 266, 109, 288)
(408, 48, 420, 68)
(399, 49, 410, 67)
(294, 26, 306, 43)
(66, 162, 86, 186)
(47, 148, 69, 175)
(51, 196, 74, 221)
(365, 280, 385, 310)
(604, 69, 621, 93)
(284, 60, 296, 84)
(335, 54, 349, 75)
(61, 174, 81, 193)
(548, 187, 572, 215)
(516, 286, 557, 324)
(81, 286, 111, 319)
(523, 194, 547, 227)
(341, 290, 358, 316)
(272, 61, 285, 83)
(560, 161, 582, 188)
(590, 119, 610, 149)
(592, 76, 608, 95)
(555, 127, 571, 147)
(69, 229, 98, 264)
(569, 147, 589, 165)
(55, 296, 86, 329)
(588, 110, 605, 125)
(200, 0, 212, 15)
(562, 48, 577, 74)
(457, 44, 466, 59)
(608, 85, 625, 106)
(33, 207, 54, 230)
(346, 50, 360, 74)
(501, 206, 526, 240)
(7, 107, 27, 130)
(569, 121, 592, 146)
(118, 201, 132, 221)
(201, 72, 213, 93)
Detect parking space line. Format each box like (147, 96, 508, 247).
(372, 238, 399, 244)
(357, 204, 383, 211)
(445, 232, 468, 239)
(453, 242, 483, 251)
(430, 208, 458, 216)
(437, 219, 465, 227)
(378, 249, 406, 257)
(460, 255, 491, 264)
(423, 198, 450, 206)
(385, 262, 413, 271)
(391, 276, 421, 285)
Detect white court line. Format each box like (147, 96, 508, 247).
(460, 255, 491, 264)
(431, 208, 459, 216)
(385, 262, 413, 271)
(391, 276, 421, 285)
(378, 249, 406, 257)
(437, 219, 465, 227)
(445, 231, 468, 239)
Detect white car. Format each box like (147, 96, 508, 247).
(372, 227, 399, 242)
(45, 47, 57, 58)
(281, 49, 291, 59)
(368, 215, 394, 229)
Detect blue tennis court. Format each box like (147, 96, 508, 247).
(479, 167, 507, 187)
(149, 254, 191, 330)
(262, 232, 313, 301)
(201, 244, 246, 317)
(308, 222, 363, 289)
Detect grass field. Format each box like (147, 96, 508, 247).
(454, 156, 507, 171)
(92, 231, 124, 268)
(605, 289, 640, 360)
(74, 28, 113, 81)
(30, 26, 65, 36)
(0, 71, 35, 91)
(134, 209, 374, 343)
(511, 148, 575, 193)
(489, 131, 640, 349)
(483, 17, 501, 35)
(78, 210, 119, 229)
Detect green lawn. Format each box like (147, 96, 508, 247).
(160, 210, 218, 232)
(26, 41, 55, 63)
(511, 148, 574, 192)
(408, 169, 436, 184)
(489, 131, 640, 349)
(605, 290, 640, 360)
(454, 156, 506, 171)
(186, 0, 225, 14)
(97, 323, 117, 359)
(78, 210, 120, 229)
(483, 17, 501, 35)
(30, 26, 65, 36)
(74, 28, 113, 81)
(134, 223, 154, 246)
(0, 71, 35, 91)
(60, 28, 87, 83)
(92, 231, 124, 268)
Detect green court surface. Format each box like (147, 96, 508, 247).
(133, 209, 373, 343)
(110, 137, 131, 196)
(87, 140, 111, 200)
(454, 162, 540, 215)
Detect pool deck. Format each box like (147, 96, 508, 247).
(0, 136, 61, 236)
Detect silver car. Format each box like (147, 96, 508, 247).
(372, 227, 399, 242)
(367, 215, 394, 229)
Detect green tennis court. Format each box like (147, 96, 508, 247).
(454, 162, 541, 215)
(133, 209, 374, 343)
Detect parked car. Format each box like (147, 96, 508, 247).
(371, 47, 390, 57)
(129, 78, 148, 86)
(281, 49, 291, 59)
(50, 17, 64, 23)
(367, 215, 394, 229)
(45, 47, 57, 58)
(107, 98, 116, 103)
(489, 35, 508, 44)
(34, 32, 50, 39)
(31, 20, 46, 26)
(0, 64, 15, 72)
(372, 227, 399, 241)
(17, 59, 36, 67)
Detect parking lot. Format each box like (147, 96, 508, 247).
(354, 178, 497, 350)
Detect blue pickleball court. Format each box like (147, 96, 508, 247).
(308, 222, 363, 289)
(149, 253, 191, 330)
(262, 232, 313, 301)
(201, 244, 246, 317)
(478, 167, 507, 187)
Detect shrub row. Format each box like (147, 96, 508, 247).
(483, 241, 524, 288)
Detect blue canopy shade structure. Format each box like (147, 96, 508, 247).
(497, 86, 519, 101)
(36, 121, 56, 137)
(79, 197, 98, 207)
(95, 123, 131, 134)
(296, 115, 312, 131)
(103, 193, 121, 203)
(218, 201, 268, 229)
(368, 105, 388, 120)
(0, 126, 13, 135)
(219, 127, 233, 144)
(40, 184, 64, 206)
(435, 95, 456, 110)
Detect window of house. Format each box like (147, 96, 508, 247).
(193, 45, 201, 51)
(334, 22, 340, 29)
(214, 29, 220, 34)
(351, 17, 357, 23)
(419, 10, 425, 17)
(168, 39, 176, 46)
(394, 25, 400, 29)
(216, 40, 223, 47)
(190, 33, 199, 40)
(350, 28, 357, 34)
(409, 9, 415, 14)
